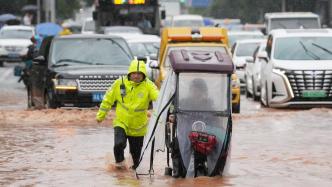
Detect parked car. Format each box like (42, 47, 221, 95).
(228, 30, 264, 47)
(0, 25, 34, 66)
(27, 34, 133, 108)
(103, 26, 143, 35)
(244, 40, 267, 100)
(171, 14, 204, 27)
(107, 33, 160, 82)
(231, 39, 265, 89)
(259, 29, 332, 108)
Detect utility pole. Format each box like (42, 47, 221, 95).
(37, 0, 41, 23)
(281, 0, 287, 12)
(50, 0, 56, 23)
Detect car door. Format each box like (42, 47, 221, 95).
(29, 36, 54, 108)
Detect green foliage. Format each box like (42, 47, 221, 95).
(57, 0, 81, 20)
(191, 0, 315, 23)
(0, 0, 30, 15)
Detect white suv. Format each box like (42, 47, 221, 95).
(259, 29, 332, 108)
(0, 25, 34, 66)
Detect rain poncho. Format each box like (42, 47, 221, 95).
(96, 60, 159, 136)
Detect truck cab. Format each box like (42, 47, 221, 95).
(264, 12, 321, 34)
(154, 27, 241, 113)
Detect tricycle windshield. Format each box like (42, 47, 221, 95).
(178, 73, 229, 112)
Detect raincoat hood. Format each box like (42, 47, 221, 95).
(128, 60, 147, 79)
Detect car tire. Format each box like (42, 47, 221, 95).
(45, 91, 58, 109)
(232, 101, 240, 113)
(0, 61, 3, 67)
(252, 77, 260, 101)
(27, 87, 34, 108)
(245, 77, 252, 98)
(260, 82, 267, 107)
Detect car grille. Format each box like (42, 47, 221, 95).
(285, 70, 332, 98)
(5, 46, 24, 52)
(78, 75, 123, 91)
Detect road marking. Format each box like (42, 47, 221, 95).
(0, 68, 12, 80)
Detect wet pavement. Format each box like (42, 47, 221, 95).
(1, 65, 332, 186)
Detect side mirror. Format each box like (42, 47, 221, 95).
(257, 51, 269, 62)
(246, 56, 254, 63)
(33, 56, 46, 65)
(161, 10, 166, 20)
(149, 53, 157, 60)
(92, 11, 98, 21)
(261, 28, 266, 35)
(149, 60, 159, 69)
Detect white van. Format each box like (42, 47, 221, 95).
(259, 29, 332, 108)
(264, 12, 320, 34)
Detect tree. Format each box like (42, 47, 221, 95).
(56, 0, 81, 20)
(0, 0, 30, 15)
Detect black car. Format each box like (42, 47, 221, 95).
(28, 34, 133, 108)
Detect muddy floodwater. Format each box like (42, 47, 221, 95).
(1, 65, 332, 186)
(1, 106, 332, 186)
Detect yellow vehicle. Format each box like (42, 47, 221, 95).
(154, 27, 241, 113)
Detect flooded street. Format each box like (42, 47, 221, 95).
(1, 65, 332, 186)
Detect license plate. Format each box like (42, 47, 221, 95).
(302, 90, 327, 98)
(92, 93, 105, 102)
(8, 53, 19, 58)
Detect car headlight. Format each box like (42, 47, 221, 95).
(53, 79, 77, 90)
(231, 74, 240, 88)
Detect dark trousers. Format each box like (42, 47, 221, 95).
(114, 127, 144, 169)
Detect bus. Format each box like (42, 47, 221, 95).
(93, 0, 165, 35)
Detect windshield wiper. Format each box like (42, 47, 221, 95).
(101, 38, 132, 59)
(299, 41, 320, 60)
(56, 59, 94, 65)
(311, 43, 332, 55)
(51, 63, 70, 67)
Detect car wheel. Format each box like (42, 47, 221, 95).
(265, 82, 270, 107)
(260, 82, 266, 107)
(252, 77, 260, 101)
(245, 77, 252, 98)
(27, 87, 34, 108)
(0, 61, 3, 67)
(45, 91, 58, 109)
(232, 101, 240, 113)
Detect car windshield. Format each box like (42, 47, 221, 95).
(178, 73, 229, 112)
(129, 42, 159, 57)
(0, 29, 33, 39)
(270, 18, 319, 30)
(51, 38, 132, 66)
(229, 34, 264, 47)
(164, 46, 227, 68)
(236, 42, 261, 57)
(172, 20, 204, 27)
(274, 36, 332, 60)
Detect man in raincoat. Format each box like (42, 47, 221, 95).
(96, 59, 159, 169)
